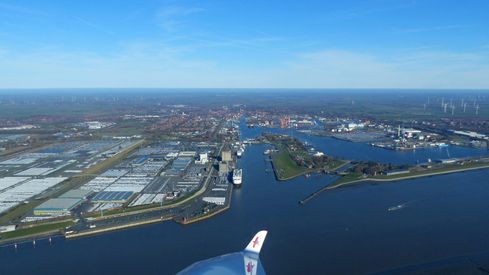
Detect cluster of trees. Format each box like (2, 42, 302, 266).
(265, 133, 339, 169)
(292, 154, 313, 169)
(349, 161, 409, 176)
(311, 155, 336, 167)
(264, 133, 306, 151)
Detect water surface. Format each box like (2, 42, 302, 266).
(1, 126, 489, 274)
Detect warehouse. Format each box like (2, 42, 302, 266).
(34, 197, 83, 216)
(91, 191, 133, 203)
(203, 197, 226, 205)
(60, 189, 92, 199)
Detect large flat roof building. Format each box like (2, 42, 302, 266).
(91, 191, 133, 203)
(59, 189, 92, 199)
(34, 198, 83, 216)
(221, 150, 232, 162)
(219, 162, 229, 175)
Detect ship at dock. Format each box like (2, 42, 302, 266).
(237, 146, 244, 158)
(233, 169, 242, 185)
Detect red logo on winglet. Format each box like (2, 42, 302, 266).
(247, 261, 254, 272)
(252, 237, 260, 248)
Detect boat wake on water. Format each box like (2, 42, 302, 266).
(387, 201, 414, 212)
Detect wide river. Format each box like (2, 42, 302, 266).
(1, 123, 489, 274)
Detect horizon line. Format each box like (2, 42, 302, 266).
(1, 87, 489, 91)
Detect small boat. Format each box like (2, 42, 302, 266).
(388, 204, 405, 211)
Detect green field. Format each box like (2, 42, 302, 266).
(271, 148, 310, 180)
(330, 172, 363, 187)
(0, 220, 73, 241)
(325, 159, 349, 171)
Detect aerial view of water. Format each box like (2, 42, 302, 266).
(1, 124, 489, 274)
(240, 119, 488, 165)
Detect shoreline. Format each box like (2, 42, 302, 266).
(65, 216, 173, 239)
(0, 154, 233, 245)
(300, 162, 489, 205)
(178, 184, 233, 225)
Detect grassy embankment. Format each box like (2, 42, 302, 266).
(329, 160, 489, 189)
(271, 147, 311, 181)
(301, 160, 489, 205)
(271, 143, 348, 181)
(0, 220, 73, 242)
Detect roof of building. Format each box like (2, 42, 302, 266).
(91, 191, 133, 202)
(384, 169, 410, 175)
(59, 189, 92, 199)
(34, 198, 83, 211)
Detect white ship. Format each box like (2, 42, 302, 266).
(233, 169, 242, 185)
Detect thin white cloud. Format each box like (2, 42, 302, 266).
(322, 1, 415, 22)
(171, 35, 285, 53)
(273, 49, 489, 89)
(72, 16, 115, 36)
(0, 44, 488, 89)
(395, 24, 471, 34)
(156, 5, 205, 32)
(0, 2, 46, 16)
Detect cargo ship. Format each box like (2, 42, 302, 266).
(233, 169, 242, 185)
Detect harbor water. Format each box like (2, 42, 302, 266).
(1, 124, 489, 274)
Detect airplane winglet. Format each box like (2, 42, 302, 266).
(244, 230, 268, 254)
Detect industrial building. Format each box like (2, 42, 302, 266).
(34, 198, 83, 216)
(196, 153, 209, 164)
(179, 151, 197, 157)
(221, 149, 232, 162)
(91, 191, 133, 203)
(60, 189, 92, 199)
(219, 162, 229, 175)
(400, 128, 422, 138)
(436, 158, 459, 164)
(450, 130, 487, 140)
(383, 169, 410, 176)
(203, 197, 226, 205)
(33, 188, 91, 216)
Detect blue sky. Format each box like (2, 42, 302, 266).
(0, 0, 488, 88)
